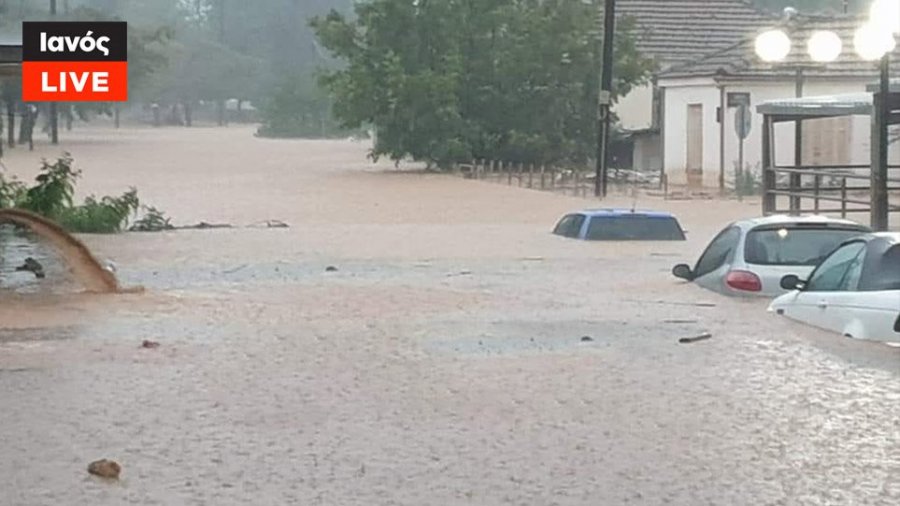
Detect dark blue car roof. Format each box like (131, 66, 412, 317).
(579, 208, 676, 219)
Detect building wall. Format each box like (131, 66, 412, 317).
(615, 83, 654, 131)
(659, 77, 894, 189)
(632, 132, 662, 172)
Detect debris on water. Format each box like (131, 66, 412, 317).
(223, 264, 248, 275)
(664, 319, 699, 324)
(186, 222, 233, 230)
(626, 299, 717, 308)
(15, 257, 45, 279)
(141, 340, 160, 349)
(87, 459, 121, 479)
(580, 336, 594, 342)
(325, 266, 339, 272)
(447, 270, 472, 277)
(678, 333, 712, 344)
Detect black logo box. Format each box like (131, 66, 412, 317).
(22, 22, 127, 62)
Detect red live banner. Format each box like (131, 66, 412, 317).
(22, 61, 128, 102)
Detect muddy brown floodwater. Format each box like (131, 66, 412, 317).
(1, 126, 899, 505)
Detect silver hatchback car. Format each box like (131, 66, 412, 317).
(672, 215, 871, 296)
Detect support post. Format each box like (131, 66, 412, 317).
(841, 177, 847, 218)
(871, 55, 890, 231)
(790, 69, 803, 214)
(595, 0, 616, 198)
(718, 86, 726, 195)
(762, 115, 775, 215)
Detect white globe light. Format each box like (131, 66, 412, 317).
(755, 29, 792, 62)
(807, 31, 843, 62)
(869, 0, 900, 35)
(854, 23, 897, 60)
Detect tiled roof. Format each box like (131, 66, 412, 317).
(659, 14, 900, 80)
(617, 0, 779, 70)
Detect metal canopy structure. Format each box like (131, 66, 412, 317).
(757, 85, 900, 229)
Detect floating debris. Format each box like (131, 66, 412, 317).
(678, 333, 712, 344)
(325, 266, 339, 272)
(580, 336, 594, 342)
(15, 257, 45, 279)
(141, 340, 160, 349)
(87, 459, 121, 479)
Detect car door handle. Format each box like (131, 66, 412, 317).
(818, 300, 829, 309)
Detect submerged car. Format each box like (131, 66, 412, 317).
(672, 215, 871, 296)
(553, 208, 685, 241)
(769, 233, 900, 342)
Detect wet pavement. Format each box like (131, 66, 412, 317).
(0, 127, 898, 505)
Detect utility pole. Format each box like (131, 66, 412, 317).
(49, 0, 58, 145)
(872, 54, 890, 231)
(595, 0, 616, 197)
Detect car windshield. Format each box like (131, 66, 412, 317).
(584, 215, 685, 241)
(744, 226, 867, 266)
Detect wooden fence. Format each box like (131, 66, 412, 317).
(453, 160, 665, 198)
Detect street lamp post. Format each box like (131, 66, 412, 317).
(755, 23, 840, 213)
(754, 1, 898, 225)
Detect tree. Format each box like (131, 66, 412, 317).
(311, 0, 654, 168)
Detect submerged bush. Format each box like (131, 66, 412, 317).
(130, 206, 174, 232)
(57, 189, 140, 234)
(3, 154, 164, 234)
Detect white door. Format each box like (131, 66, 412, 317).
(686, 104, 704, 189)
(785, 241, 867, 334)
(829, 290, 900, 340)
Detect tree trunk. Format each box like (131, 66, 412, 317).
(114, 106, 120, 128)
(184, 102, 193, 127)
(18, 105, 29, 145)
(6, 100, 14, 148)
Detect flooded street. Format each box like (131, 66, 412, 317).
(1, 126, 899, 505)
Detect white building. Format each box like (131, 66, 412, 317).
(614, 0, 777, 173)
(657, 14, 900, 189)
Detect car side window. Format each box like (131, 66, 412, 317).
(693, 226, 741, 277)
(806, 242, 866, 292)
(838, 247, 866, 291)
(568, 215, 586, 237)
(553, 214, 585, 238)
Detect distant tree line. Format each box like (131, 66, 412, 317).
(0, 0, 351, 142)
(311, 0, 655, 169)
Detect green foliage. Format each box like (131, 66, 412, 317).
(256, 74, 359, 138)
(130, 206, 174, 232)
(57, 189, 140, 234)
(21, 154, 81, 218)
(2, 154, 162, 234)
(0, 173, 27, 209)
(311, 0, 655, 168)
(736, 164, 762, 197)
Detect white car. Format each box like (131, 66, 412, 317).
(769, 233, 900, 342)
(672, 215, 871, 296)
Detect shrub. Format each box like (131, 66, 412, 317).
(57, 189, 140, 234)
(4, 154, 163, 234)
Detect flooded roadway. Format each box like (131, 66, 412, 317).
(1, 127, 898, 505)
